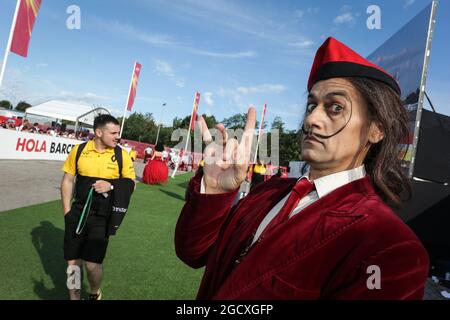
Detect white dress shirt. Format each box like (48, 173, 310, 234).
(200, 165, 366, 246)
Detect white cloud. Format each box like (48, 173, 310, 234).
(187, 49, 256, 58)
(56, 90, 110, 103)
(154, 60, 174, 77)
(92, 17, 178, 47)
(174, 80, 185, 88)
(203, 92, 214, 106)
(236, 84, 286, 95)
(218, 84, 286, 109)
(108, 107, 123, 118)
(404, 0, 415, 8)
(91, 17, 255, 59)
(307, 7, 320, 15)
(137, 0, 312, 53)
(37, 63, 48, 68)
(334, 6, 356, 25)
(293, 7, 320, 20)
(288, 40, 314, 49)
(153, 59, 185, 88)
(334, 13, 355, 24)
(293, 10, 304, 19)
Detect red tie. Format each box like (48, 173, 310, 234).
(269, 178, 315, 228)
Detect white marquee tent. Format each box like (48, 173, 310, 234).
(25, 100, 111, 132)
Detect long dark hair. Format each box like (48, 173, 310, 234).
(346, 77, 411, 207)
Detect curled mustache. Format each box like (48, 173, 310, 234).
(301, 106, 353, 140)
(301, 124, 346, 140)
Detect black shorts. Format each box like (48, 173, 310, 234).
(63, 209, 109, 264)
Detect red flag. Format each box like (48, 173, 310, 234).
(10, 0, 42, 58)
(189, 92, 201, 129)
(126, 62, 142, 111)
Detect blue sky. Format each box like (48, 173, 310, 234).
(0, 0, 449, 130)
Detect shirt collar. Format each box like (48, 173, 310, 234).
(86, 139, 114, 153)
(300, 165, 366, 199)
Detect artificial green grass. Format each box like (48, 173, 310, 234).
(0, 173, 204, 300)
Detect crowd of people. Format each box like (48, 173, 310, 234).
(0, 118, 92, 141)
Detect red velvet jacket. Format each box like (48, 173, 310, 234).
(175, 172, 429, 300)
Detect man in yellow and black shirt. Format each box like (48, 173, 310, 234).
(249, 157, 267, 191)
(61, 114, 135, 300)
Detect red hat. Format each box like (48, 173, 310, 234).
(308, 37, 401, 95)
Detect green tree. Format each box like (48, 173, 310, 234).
(172, 115, 191, 129)
(169, 114, 217, 149)
(221, 113, 247, 130)
(172, 117, 183, 129)
(221, 113, 262, 130)
(120, 112, 157, 142)
(15, 101, 32, 112)
(260, 116, 301, 167)
(271, 116, 285, 134)
(279, 130, 302, 167)
(158, 126, 175, 147)
(202, 114, 218, 128)
(0, 100, 12, 109)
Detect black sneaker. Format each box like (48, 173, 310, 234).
(88, 289, 102, 300)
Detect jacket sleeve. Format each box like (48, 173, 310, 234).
(107, 178, 135, 236)
(175, 171, 239, 269)
(328, 240, 430, 300)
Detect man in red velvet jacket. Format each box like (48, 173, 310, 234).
(175, 37, 429, 300)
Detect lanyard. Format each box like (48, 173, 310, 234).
(75, 187, 94, 235)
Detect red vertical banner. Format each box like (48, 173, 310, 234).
(10, 0, 42, 57)
(126, 62, 142, 111)
(189, 92, 201, 129)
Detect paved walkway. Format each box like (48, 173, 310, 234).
(0, 159, 184, 212)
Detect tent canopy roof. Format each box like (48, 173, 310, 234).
(25, 100, 110, 125)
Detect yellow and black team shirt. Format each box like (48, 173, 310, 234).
(63, 140, 136, 180)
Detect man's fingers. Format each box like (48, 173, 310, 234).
(244, 106, 257, 132)
(203, 143, 216, 166)
(224, 138, 239, 163)
(238, 107, 257, 164)
(215, 123, 228, 146)
(199, 116, 212, 144)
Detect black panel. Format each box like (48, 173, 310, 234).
(396, 179, 450, 261)
(414, 110, 450, 184)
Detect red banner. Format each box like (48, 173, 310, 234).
(10, 0, 42, 57)
(190, 92, 201, 129)
(126, 62, 142, 111)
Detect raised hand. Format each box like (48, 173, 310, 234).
(200, 107, 256, 194)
